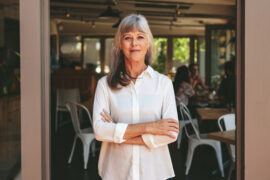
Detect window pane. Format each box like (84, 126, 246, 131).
(83, 38, 100, 71)
(199, 38, 206, 80)
(210, 29, 236, 85)
(59, 36, 82, 66)
(153, 38, 167, 74)
(172, 38, 190, 73)
(105, 38, 114, 73)
(0, 0, 21, 179)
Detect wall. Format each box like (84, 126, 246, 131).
(245, 0, 270, 179)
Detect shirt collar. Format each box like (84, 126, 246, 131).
(143, 65, 154, 78)
(127, 65, 154, 79)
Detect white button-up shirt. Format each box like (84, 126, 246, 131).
(93, 66, 178, 180)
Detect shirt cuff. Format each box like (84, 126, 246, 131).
(113, 123, 128, 143)
(142, 134, 156, 150)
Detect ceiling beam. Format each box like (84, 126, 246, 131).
(122, 0, 235, 6)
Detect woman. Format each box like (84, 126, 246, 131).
(93, 14, 179, 180)
(188, 63, 206, 91)
(173, 65, 194, 106)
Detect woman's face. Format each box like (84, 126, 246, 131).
(191, 65, 199, 76)
(120, 29, 148, 63)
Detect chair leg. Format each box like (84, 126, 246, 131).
(91, 140, 96, 157)
(83, 142, 90, 169)
(177, 134, 181, 149)
(68, 135, 78, 164)
(213, 143, 224, 177)
(185, 143, 195, 175)
(177, 123, 184, 149)
(227, 162, 235, 180)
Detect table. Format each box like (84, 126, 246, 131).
(208, 130, 236, 177)
(208, 130, 235, 144)
(196, 108, 233, 120)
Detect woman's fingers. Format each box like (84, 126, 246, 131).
(156, 130, 176, 138)
(168, 127, 179, 133)
(103, 109, 112, 121)
(100, 109, 113, 122)
(166, 132, 177, 139)
(155, 119, 179, 134)
(100, 111, 112, 122)
(102, 117, 110, 122)
(169, 123, 180, 131)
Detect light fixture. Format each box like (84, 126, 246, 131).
(91, 20, 96, 29)
(99, 6, 119, 19)
(112, 0, 118, 5)
(177, 9, 181, 16)
(65, 10, 70, 18)
(81, 16, 86, 24)
(198, 20, 204, 24)
(57, 23, 64, 32)
(112, 18, 121, 28)
(176, 4, 181, 16)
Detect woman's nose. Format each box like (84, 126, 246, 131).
(131, 38, 138, 46)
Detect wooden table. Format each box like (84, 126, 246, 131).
(196, 108, 233, 120)
(208, 130, 235, 144)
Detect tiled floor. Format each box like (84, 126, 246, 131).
(51, 123, 235, 180)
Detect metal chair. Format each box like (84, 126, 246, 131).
(179, 102, 224, 177)
(218, 114, 236, 180)
(66, 101, 96, 169)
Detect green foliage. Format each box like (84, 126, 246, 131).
(152, 38, 167, 74)
(173, 38, 189, 64)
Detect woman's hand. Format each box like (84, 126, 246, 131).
(146, 119, 179, 138)
(100, 109, 113, 123)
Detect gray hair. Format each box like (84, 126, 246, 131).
(107, 14, 154, 89)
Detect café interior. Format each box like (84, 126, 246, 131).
(0, 0, 237, 179)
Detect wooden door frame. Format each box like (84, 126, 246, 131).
(20, 0, 50, 179)
(236, 0, 245, 179)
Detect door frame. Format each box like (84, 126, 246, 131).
(236, 0, 245, 179)
(20, 0, 50, 179)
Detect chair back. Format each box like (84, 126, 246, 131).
(56, 88, 80, 110)
(179, 102, 200, 140)
(217, 113, 236, 161)
(217, 114, 235, 131)
(66, 102, 93, 134)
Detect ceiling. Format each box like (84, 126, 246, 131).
(50, 0, 236, 36)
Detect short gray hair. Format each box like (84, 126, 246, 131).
(107, 14, 154, 89)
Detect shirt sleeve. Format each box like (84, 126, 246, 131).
(142, 79, 179, 150)
(93, 78, 128, 143)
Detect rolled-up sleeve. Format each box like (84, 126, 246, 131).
(93, 78, 128, 143)
(142, 79, 179, 150)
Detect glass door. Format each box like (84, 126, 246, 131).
(0, 1, 21, 179)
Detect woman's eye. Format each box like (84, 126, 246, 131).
(124, 37, 131, 40)
(138, 36, 144, 39)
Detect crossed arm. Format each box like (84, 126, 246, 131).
(100, 109, 179, 146)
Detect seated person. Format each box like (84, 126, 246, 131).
(218, 60, 236, 107)
(173, 65, 195, 106)
(189, 63, 206, 92)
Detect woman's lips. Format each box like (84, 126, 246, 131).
(130, 50, 140, 52)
